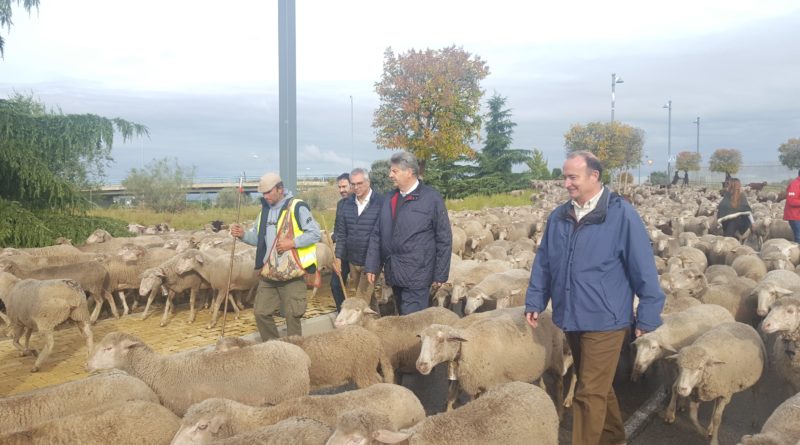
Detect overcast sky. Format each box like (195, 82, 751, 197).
(1, 0, 798, 182)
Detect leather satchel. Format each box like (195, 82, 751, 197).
(260, 209, 306, 282)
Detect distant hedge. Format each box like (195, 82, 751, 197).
(0, 198, 131, 248)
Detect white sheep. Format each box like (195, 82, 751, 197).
(760, 296, 800, 392)
(666, 246, 709, 273)
(216, 324, 392, 390)
(334, 298, 459, 381)
(0, 369, 157, 434)
(0, 272, 93, 372)
(737, 391, 800, 445)
(705, 264, 738, 285)
(138, 253, 211, 325)
(325, 381, 559, 445)
(752, 270, 800, 316)
(205, 417, 332, 445)
(632, 303, 734, 381)
(732, 254, 768, 282)
(86, 331, 311, 416)
(700, 279, 759, 325)
(171, 383, 425, 445)
(0, 400, 180, 445)
(463, 268, 530, 314)
(416, 309, 567, 415)
(666, 322, 766, 445)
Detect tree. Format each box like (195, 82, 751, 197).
(778, 137, 800, 170)
(709, 148, 742, 177)
(477, 94, 530, 175)
(526, 149, 550, 180)
(564, 121, 645, 184)
(551, 168, 562, 179)
(0, 92, 148, 209)
(122, 158, 195, 213)
(676, 151, 702, 173)
(373, 46, 490, 174)
(650, 171, 669, 186)
(369, 159, 393, 194)
(216, 187, 240, 209)
(0, 0, 39, 57)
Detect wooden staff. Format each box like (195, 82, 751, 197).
(320, 215, 348, 300)
(220, 173, 245, 338)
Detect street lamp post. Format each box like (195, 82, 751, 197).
(692, 116, 700, 154)
(611, 73, 624, 122)
(350, 95, 354, 169)
(663, 100, 672, 186)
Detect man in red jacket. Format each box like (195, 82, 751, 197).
(784, 170, 800, 242)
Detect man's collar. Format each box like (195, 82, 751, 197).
(356, 188, 373, 205)
(572, 186, 604, 209)
(400, 180, 420, 196)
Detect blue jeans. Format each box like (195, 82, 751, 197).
(392, 286, 430, 315)
(790, 220, 800, 243)
(330, 260, 349, 312)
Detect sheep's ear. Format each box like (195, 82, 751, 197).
(156, 268, 167, 278)
(664, 353, 679, 361)
(195, 254, 204, 264)
(775, 287, 794, 297)
(661, 344, 677, 353)
(706, 358, 726, 366)
(373, 429, 412, 444)
(208, 415, 225, 434)
(119, 338, 143, 350)
(363, 307, 378, 315)
(446, 333, 468, 343)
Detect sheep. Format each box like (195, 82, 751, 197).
(447, 259, 512, 306)
(737, 391, 800, 445)
(451, 226, 467, 258)
(463, 268, 530, 314)
(216, 325, 392, 390)
(760, 296, 800, 392)
(666, 322, 766, 445)
(325, 381, 559, 445)
(0, 369, 158, 434)
(333, 298, 459, 381)
(730, 255, 768, 281)
(0, 400, 180, 445)
(104, 243, 177, 315)
(0, 272, 93, 372)
(86, 331, 311, 416)
(473, 244, 509, 262)
(416, 309, 567, 415)
(662, 294, 702, 315)
(171, 384, 425, 445)
(705, 264, 739, 285)
(666, 246, 708, 273)
(204, 417, 332, 445)
(700, 278, 759, 325)
(660, 268, 708, 299)
(709, 236, 742, 265)
(16, 243, 83, 257)
(632, 304, 735, 381)
(763, 251, 796, 272)
(0, 260, 117, 322)
(138, 253, 211, 326)
(174, 248, 259, 328)
(753, 270, 800, 316)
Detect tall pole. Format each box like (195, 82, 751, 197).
(278, 0, 297, 193)
(350, 95, 354, 169)
(611, 73, 623, 122)
(664, 100, 672, 185)
(693, 116, 700, 154)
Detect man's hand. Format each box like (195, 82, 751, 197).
(333, 258, 342, 275)
(230, 223, 244, 239)
(525, 311, 539, 329)
(367, 273, 376, 284)
(432, 281, 443, 289)
(276, 238, 294, 254)
(635, 328, 645, 338)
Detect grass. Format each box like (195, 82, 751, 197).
(89, 192, 533, 230)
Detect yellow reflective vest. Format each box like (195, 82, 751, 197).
(257, 199, 317, 269)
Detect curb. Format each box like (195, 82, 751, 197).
(624, 383, 667, 442)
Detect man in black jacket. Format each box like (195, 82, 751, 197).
(334, 168, 385, 302)
(330, 172, 351, 312)
(365, 152, 452, 315)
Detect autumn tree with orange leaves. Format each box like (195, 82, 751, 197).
(373, 46, 489, 175)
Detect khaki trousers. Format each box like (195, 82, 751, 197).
(253, 277, 307, 340)
(567, 329, 628, 445)
(348, 264, 377, 300)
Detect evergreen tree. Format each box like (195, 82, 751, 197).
(477, 94, 531, 175)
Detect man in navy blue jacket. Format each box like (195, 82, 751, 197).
(330, 173, 352, 312)
(334, 168, 384, 302)
(365, 152, 452, 315)
(525, 151, 664, 445)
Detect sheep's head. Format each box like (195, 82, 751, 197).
(138, 269, 165, 297)
(672, 345, 724, 397)
(416, 324, 465, 375)
(86, 229, 111, 244)
(171, 398, 236, 445)
(334, 297, 374, 328)
(755, 284, 795, 317)
(631, 335, 675, 382)
(86, 332, 148, 372)
(175, 250, 203, 275)
(463, 288, 488, 315)
(118, 244, 145, 262)
(760, 296, 800, 334)
(326, 410, 400, 445)
(431, 283, 452, 308)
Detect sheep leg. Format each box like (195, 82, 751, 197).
(553, 371, 565, 421)
(104, 291, 120, 319)
(31, 330, 54, 372)
(160, 290, 175, 327)
(207, 289, 224, 329)
(118, 290, 130, 316)
(89, 293, 104, 323)
(707, 397, 728, 445)
(379, 355, 395, 384)
(233, 291, 246, 311)
(564, 368, 577, 408)
(446, 379, 462, 411)
(688, 399, 703, 434)
(227, 293, 241, 319)
(187, 286, 198, 324)
(23, 327, 37, 356)
(664, 381, 680, 423)
(11, 323, 27, 356)
(141, 287, 160, 321)
(76, 320, 93, 358)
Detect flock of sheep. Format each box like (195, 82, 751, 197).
(0, 181, 800, 444)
